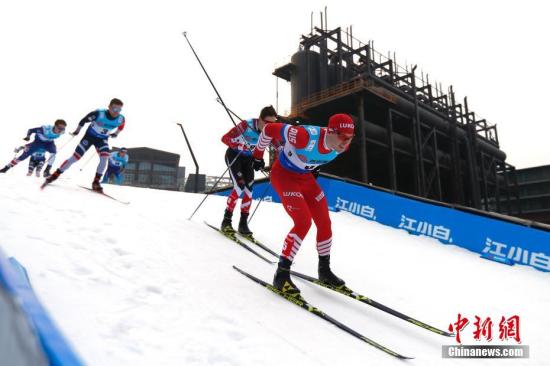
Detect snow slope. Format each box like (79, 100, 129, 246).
(1, 173, 548, 366)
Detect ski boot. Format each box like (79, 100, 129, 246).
(26, 171, 32, 176)
(0, 165, 10, 173)
(92, 173, 103, 193)
(273, 257, 301, 297)
(318, 255, 345, 287)
(238, 212, 253, 236)
(43, 165, 52, 178)
(41, 169, 61, 189)
(220, 209, 235, 233)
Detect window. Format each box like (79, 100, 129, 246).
(153, 164, 176, 172)
(152, 174, 175, 186)
(138, 174, 149, 184)
(123, 173, 134, 183)
(139, 162, 151, 171)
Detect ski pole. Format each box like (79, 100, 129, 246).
(212, 98, 271, 177)
(215, 98, 243, 122)
(216, 98, 294, 125)
(57, 134, 76, 152)
(247, 179, 272, 224)
(79, 152, 96, 171)
(182, 32, 268, 217)
(183, 33, 267, 160)
(182, 32, 241, 130)
(187, 150, 243, 220)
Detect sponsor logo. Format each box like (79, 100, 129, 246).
(339, 123, 354, 129)
(305, 140, 315, 152)
(482, 238, 550, 271)
(285, 205, 299, 212)
(308, 159, 330, 164)
(335, 197, 376, 220)
(398, 214, 452, 242)
(307, 127, 318, 135)
(283, 191, 303, 198)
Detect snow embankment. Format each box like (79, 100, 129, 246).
(0, 174, 548, 366)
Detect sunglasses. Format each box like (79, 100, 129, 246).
(54, 126, 66, 132)
(111, 106, 122, 113)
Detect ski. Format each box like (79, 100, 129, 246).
(233, 266, 412, 359)
(204, 222, 276, 264)
(236, 233, 279, 258)
(78, 185, 130, 204)
(290, 270, 453, 337)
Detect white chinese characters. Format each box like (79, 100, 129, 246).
(335, 197, 376, 220)
(398, 214, 453, 242)
(483, 238, 550, 271)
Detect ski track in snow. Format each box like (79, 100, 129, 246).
(0, 173, 548, 366)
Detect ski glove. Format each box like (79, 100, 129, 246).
(70, 130, 80, 136)
(110, 133, 118, 138)
(252, 158, 265, 171)
(23, 136, 30, 141)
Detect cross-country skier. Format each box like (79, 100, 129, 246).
(13, 146, 48, 177)
(0, 120, 67, 175)
(102, 148, 129, 185)
(252, 113, 355, 295)
(43, 98, 125, 192)
(27, 150, 47, 177)
(220, 105, 278, 235)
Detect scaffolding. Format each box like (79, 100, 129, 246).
(273, 26, 520, 214)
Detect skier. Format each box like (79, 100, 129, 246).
(0, 120, 67, 175)
(43, 98, 125, 192)
(220, 105, 278, 235)
(28, 151, 47, 177)
(252, 113, 355, 295)
(102, 148, 129, 185)
(13, 146, 48, 177)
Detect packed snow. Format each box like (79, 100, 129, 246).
(0, 172, 548, 365)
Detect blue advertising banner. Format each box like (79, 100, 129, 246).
(216, 176, 550, 273)
(0, 249, 84, 366)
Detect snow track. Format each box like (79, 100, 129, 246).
(1, 175, 548, 365)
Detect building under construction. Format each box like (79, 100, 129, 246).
(274, 26, 520, 215)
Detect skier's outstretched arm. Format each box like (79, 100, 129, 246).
(221, 120, 249, 150)
(252, 123, 309, 158)
(71, 111, 98, 135)
(24, 127, 42, 141)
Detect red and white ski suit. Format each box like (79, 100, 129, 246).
(253, 123, 335, 261)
